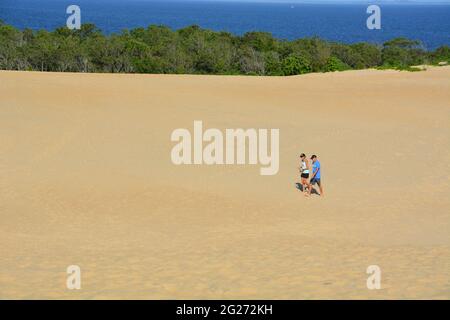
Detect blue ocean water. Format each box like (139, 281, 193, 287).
(1, 0, 449, 49)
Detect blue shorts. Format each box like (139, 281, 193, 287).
(310, 178, 321, 186)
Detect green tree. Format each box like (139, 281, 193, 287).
(238, 46, 265, 75)
(0, 21, 441, 75)
(382, 38, 426, 68)
(264, 51, 282, 75)
(242, 32, 277, 52)
(350, 43, 382, 68)
(281, 54, 311, 75)
(430, 46, 450, 64)
(324, 56, 349, 72)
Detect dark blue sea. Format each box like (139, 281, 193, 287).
(1, 0, 449, 49)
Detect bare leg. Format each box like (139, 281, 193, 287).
(304, 179, 311, 197)
(319, 183, 324, 196)
(307, 181, 313, 196)
(301, 178, 307, 193)
(308, 183, 314, 196)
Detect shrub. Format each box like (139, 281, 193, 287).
(281, 54, 311, 76)
(324, 56, 350, 72)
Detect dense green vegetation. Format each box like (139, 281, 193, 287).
(1, 20, 449, 75)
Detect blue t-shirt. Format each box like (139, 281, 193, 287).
(312, 161, 321, 179)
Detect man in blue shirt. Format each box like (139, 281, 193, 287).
(309, 155, 323, 196)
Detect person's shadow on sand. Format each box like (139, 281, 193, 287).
(295, 183, 320, 195)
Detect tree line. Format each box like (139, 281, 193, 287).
(1, 20, 449, 75)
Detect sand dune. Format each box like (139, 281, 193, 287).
(0, 68, 449, 299)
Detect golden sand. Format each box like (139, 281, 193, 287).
(0, 68, 449, 299)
